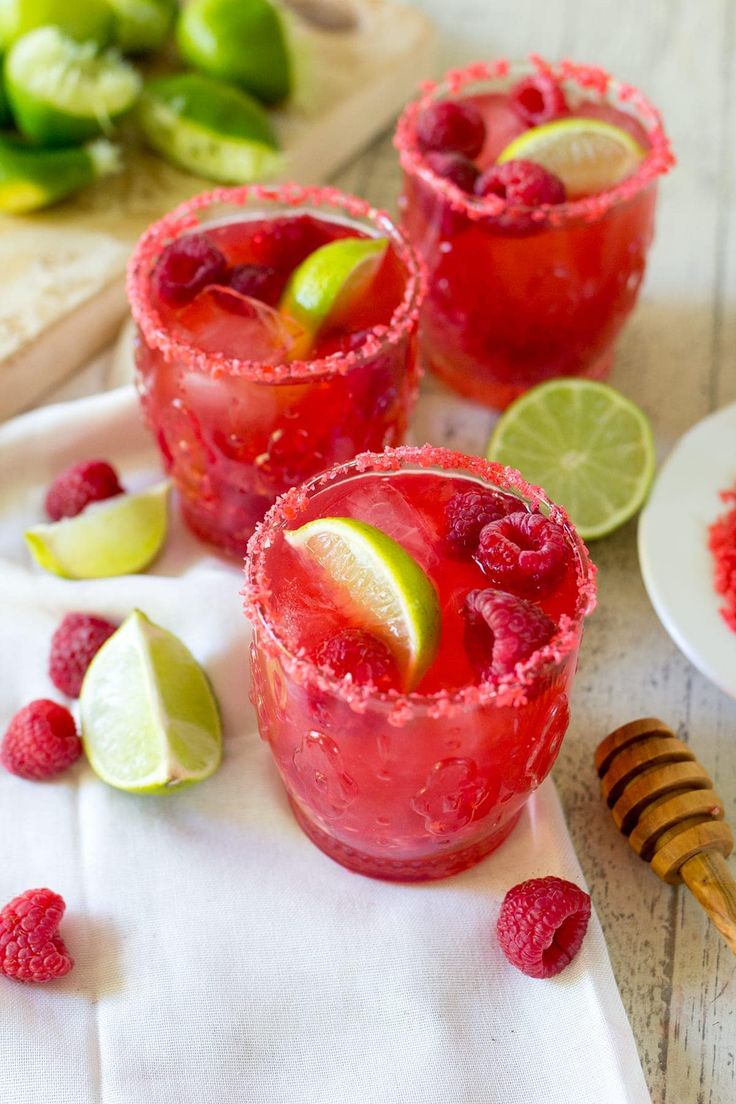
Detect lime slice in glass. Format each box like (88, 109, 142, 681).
(0, 136, 119, 212)
(0, 0, 114, 49)
(80, 609, 222, 794)
(107, 0, 176, 54)
(6, 27, 141, 146)
(176, 0, 292, 105)
(285, 516, 441, 689)
(137, 72, 282, 184)
(487, 379, 656, 540)
(497, 117, 646, 199)
(25, 481, 169, 578)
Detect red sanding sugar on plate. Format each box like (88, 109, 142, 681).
(708, 483, 736, 631)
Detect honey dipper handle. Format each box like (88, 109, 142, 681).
(680, 852, 736, 955)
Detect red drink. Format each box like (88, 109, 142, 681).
(395, 58, 674, 409)
(127, 185, 423, 556)
(244, 445, 596, 881)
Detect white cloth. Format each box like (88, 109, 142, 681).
(0, 389, 651, 1104)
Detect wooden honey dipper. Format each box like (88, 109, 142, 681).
(595, 718, 736, 954)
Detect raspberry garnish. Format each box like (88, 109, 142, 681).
(216, 263, 283, 311)
(45, 460, 123, 521)
(476, 511, 569, 595)
(0, 888, 74, 983)
(424, 151, 480, 193)
(315, 628, 399, 691)
(152, 234, 227, 307)
(1, 699, 82, 781)
(476, 160, 566, 206)
(445, 488, 521, 554)
(509, 74, 567, 126)
(496, 876, 591, 978)
(416, 99, 486, 159)
(49, 613, 119, 698)
(464, 588, 556, 677)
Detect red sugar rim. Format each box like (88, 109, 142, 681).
(126, 183, 425, 383)
(242, 444, 597, 724)
(394, 55, 675, 226)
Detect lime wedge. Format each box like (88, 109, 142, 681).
(107, 0, 176, 54)
(6, 27, 141, 146)
(176, 0, 292, 106)
(487, 379, 656, 540)
(285, 517, 440, 689)
(0, 136, 119, 212)
(80, 610, 222, 794)
(0, 0, 114, 50)
(25, 481, 169, 578)
(497, 117, 646, 199)
(137, 72, 282, 184)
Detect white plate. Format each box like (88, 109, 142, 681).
(638, 401, 736, 699)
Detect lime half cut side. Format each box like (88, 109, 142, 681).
(80, 610, 222, 794)
(487, 379, 656, 540)
(285, 517, 441, 690)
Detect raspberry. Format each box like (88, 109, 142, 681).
(476, 511, 569, 595)
(45, 460, 123, 521)
(49, 613, 118, 698)
(509, 74, 567, 126)
(1, 699, 82, 781)
(315, 629, 399, 691)
(152, 234, 227, 307)
(424, 151, 480, 194)
(496, 876, 591, 978)
(445, 488, 521, 554)
(416, 100, 486, 159)
(464, 589, 555, 677)
(475, 160, 566, 206)
(213, 264, 283, 313)
(0, 888, 74, 983)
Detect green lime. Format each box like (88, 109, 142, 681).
(80, 609, 223, 794)
(5, 27, 141, 146)
(107, 0, 176, 54)
(0, 135, 119, 212)
(285, 516, 441, 689)
(176, 0, 292, 105)
(0, 61, 11, 126)
(486, 379, 656, 540)
(25, 481, 169, 578)
(0, 0, 114, 50)
(497, 117, 646, 199)
(137, 72, 281, 184)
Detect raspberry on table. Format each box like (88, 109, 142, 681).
(476, 510, 570, 595)
(476, 160, 566, 206)
(0, 888, 74, 983)
(424, 151, 480, 194)
(509, 74, 568, 126)
(49, 613, 119, 698)
(416, 99, 486, 159)
(464, 588, 556, 677)
(445, 487, 521, 554)
(496, 876, 591, 978)
(152, 234, 227, 307)
(45, 460, 123, 521)
(315, 628, 399, 691)
(1, 699, 82, 781)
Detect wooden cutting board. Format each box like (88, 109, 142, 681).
(0, 0, 435, 420)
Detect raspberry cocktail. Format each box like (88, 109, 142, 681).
(127, 185, 423, 555)
(395, 57, 674, 409)
(244, 445, 596, 881)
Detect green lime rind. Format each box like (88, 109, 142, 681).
(0, 63, 11, 126)
(487, 379, 656, 540)
(80, 610, 223, 794)
(176, 0, 293, 106)
(25, 481, 169, 578)
(137, 72, 282, 184)
(107, 0, 176, 54)
(0, 136, 120, 212)
(0, 0, 114, 50)
(286, 516, 441, 690)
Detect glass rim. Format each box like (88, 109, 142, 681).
(242, 444, 598, 723)
(126, 183, 425, 385)
(394, 55, 675, 226)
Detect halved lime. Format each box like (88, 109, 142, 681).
(176, 0, 292, 106)
(497, 117, 646, 199)
(80, 609, 222, 794)
(486, 379, 656, 540)
(107, 0, 176, 54)
(6, 27, 142, 146)
(285, 517, 441, 689)
(25, 481, 169, 578)
(0, 136, 119, 212)
(136, 72, 282, 184)
(0, 0, 114, 50)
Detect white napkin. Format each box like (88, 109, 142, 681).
(0, 388, 650, 1104)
